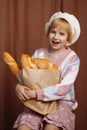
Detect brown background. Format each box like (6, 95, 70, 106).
(0, 0, 87, 130)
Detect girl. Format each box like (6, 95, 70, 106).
(13, 12, 81, 130)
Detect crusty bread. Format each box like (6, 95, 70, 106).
(20, 54, 31, 69)
(3, 52, 59, 73)
(21, 54, 58, 70)
(32, 58, 58, 70)
(3, 52, 20, 74)
(20, 54, 38, 69)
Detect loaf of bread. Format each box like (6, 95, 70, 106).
(20, 54, 58, 70)
(3, 52, 59, 74)
(3, 52, 20, 74)
(20, 54, 31, 69)
(32, 58, 58, 70)
(20, 54, 38, 69)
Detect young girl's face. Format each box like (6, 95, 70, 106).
(47, 18, 72, 51)
(48, 27, 68, 50)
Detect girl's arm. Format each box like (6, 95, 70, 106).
(36, 56, 80, 101)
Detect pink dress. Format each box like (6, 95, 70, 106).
(13, 47, 80, 130)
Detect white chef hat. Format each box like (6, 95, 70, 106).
(45, 12, 81, 46)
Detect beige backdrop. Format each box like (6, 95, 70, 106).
(0, 0, 87, 130)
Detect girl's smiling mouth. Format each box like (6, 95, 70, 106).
(52, 40, 60, 45)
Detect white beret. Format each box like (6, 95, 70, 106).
(45, 12, 81, 46)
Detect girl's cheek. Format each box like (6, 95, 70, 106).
(49, 33, 54, 38)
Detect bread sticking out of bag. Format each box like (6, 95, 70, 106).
(3, 51, 59, 74)
(20, 54, 38, 69)
(21, 54, 58, 70)
(20, 54, 31, 69)
(3, 52, 20, 74)
(32, 58, 58, 70)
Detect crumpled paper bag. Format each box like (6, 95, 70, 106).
(16, 68, 60, 115)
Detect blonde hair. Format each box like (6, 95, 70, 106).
(47, 18, 72, 43)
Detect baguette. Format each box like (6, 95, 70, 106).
(20, 54, 31, 69)
(20, 54, 38, 69)
(3, 52, 20, 74)
(21, 54, 58, 70)
(32, 58, 58, 70)
(3, 52, 59, 74)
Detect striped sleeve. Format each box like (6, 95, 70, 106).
(36, 54, 80, 101)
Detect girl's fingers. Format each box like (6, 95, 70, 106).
(22, 92, 29, 100)
(17, 92, 29, 101)
(24, 86, 30, 90)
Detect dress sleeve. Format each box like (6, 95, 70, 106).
(32, 48, 45, 58)
(36, 55, 80, 101)
(32, 50, 38, 58)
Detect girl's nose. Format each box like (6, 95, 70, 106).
(54, 33, 59, 39)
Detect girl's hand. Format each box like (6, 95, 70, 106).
(24, 89, 37, 99)
(15, 83, 29, 101)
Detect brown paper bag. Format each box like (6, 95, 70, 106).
(16, 68, 60, 115)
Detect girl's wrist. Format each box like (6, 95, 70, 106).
(25, 90, 37, 99)
(33, 91, 37, 99)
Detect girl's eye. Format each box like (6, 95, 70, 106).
(59, 32, 65, 35)
(50, 30, 56, 34)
